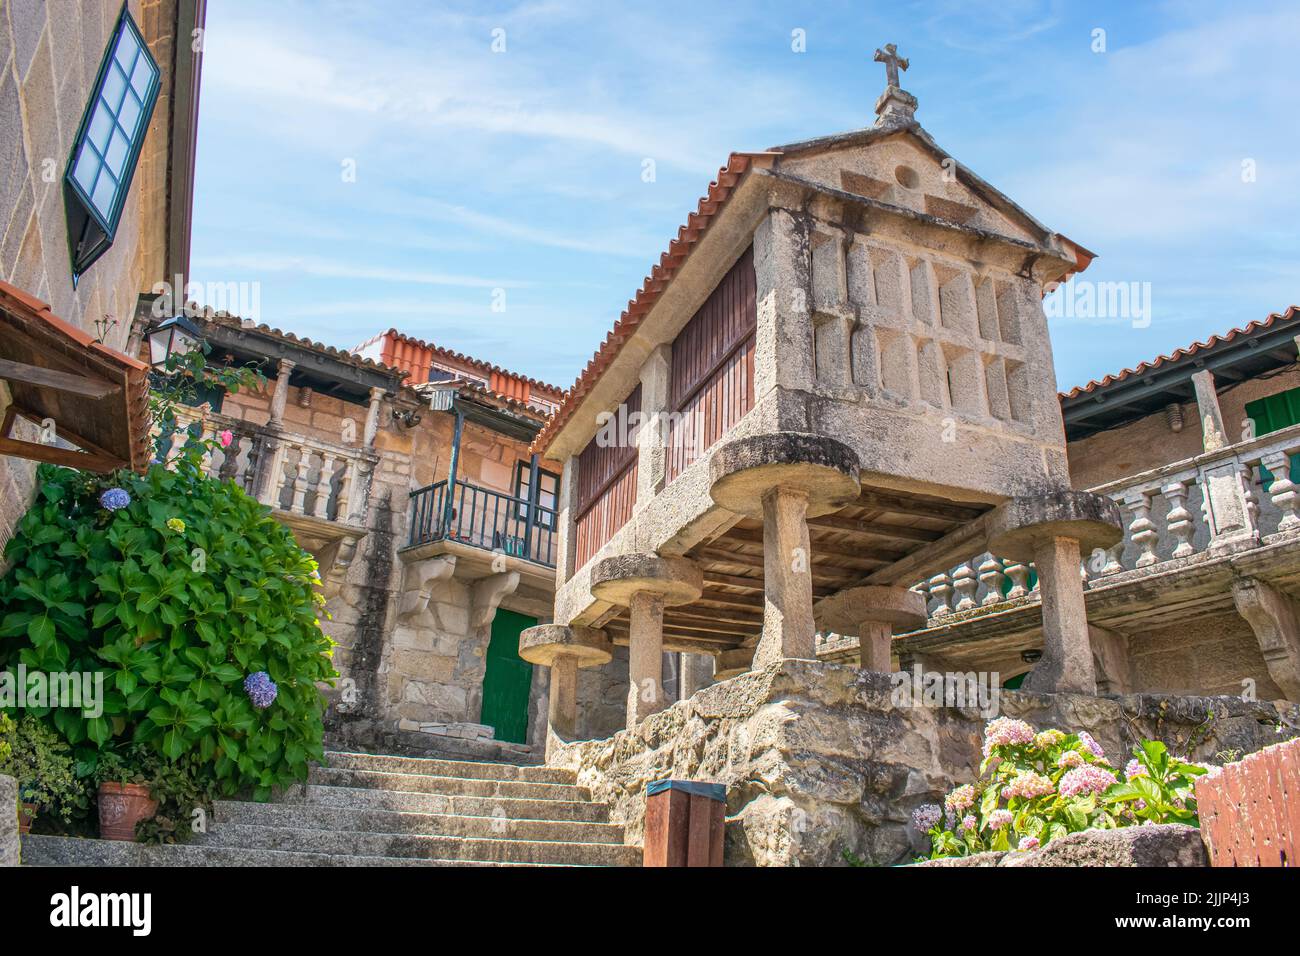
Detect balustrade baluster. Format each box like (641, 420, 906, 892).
(1160, 480, 1195, 558)
(951, 560, 977, 611)
(290, 446, 312, 514)
(1262, 450, 1300, 531)
(1003, 561, 1029, 599)
(1122, 490, 1160, 567)
(313, 453, 336, 518)
(927, 572, 953, 618)
(978, 555, 1006, 605)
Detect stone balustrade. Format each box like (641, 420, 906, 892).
(914, 422, 1300, 623)
(165, 405, 375, 528)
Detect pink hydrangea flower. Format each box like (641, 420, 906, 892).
(1018, 836, 1039, 851)
(1057, 750, 1084, 769)
(1125, 758, 1147, 780)
(945, 784, 976, 814)
(1058, 764, 1118, 798)
(1077, 730, 1105, 759)
(1001, 772, 1055, 801)
(912, 804, 942, 832)
(983, 717, 1035, 756)
(988, 809, 1013, 830)
(219, 429, 234, 448)
(961, 814, 977, 832)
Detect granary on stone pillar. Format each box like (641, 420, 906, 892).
(525, 42, 1120, 718)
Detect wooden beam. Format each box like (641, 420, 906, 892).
(699, 571, 764, 591)
(0, 435, 126, 474)
(671, 607, 763, 627)
(0, 357, 119, 399)
(854, 490, 986, 523)
(808, 514, 944, 544)
(861, 512, 992, 588)
(722, 524, 907, 560)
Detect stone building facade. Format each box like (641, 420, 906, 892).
(0, 0, 203, 558)
(153, 310, 629, 757)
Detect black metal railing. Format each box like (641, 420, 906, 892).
(408, 478, 557, 568)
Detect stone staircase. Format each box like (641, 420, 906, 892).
(22, 750, 639, 867)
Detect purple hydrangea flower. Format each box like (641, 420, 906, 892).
(911, 804, 942, 832)
(99, 487, 131, 511)
(1077, 730, 1106, 759)
(244, 671, 278, 709)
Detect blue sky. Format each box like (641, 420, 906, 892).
(189, 0, 1300, 394)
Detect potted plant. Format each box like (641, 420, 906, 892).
(0, 714, 86, 835)
(94, 746, 161, 841)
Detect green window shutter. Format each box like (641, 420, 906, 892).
(1246, 386, 1300, 489)
(480, 608, 537, 744)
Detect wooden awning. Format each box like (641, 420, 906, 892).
(0, 281, 152, 474)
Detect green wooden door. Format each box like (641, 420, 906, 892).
(481, 608, 536, 744)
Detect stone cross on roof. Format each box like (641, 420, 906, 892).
(872, 42, 918, 129)
(873, 43, 909, 89)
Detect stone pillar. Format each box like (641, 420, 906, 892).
(986, 491, 1123, 696)
(549, 656, 579, 739)
(1192, 369, 1228, 452)
(708, 433, 861, 674)
(1027, 535, 1095, 694)
(679, 652, 715, 697)
(268, 358, 296, 427)
(627, 591, 667, 724)
(589, 553, 703, 728)
(759, 487, 816, 667)
(362, 386, 386, 448)
(636, 345, 671, 505)
(556, 456, 580, 582)
(753, 202, 815, 398)
(519, 625, 614, 759)
(815, 585, 926, 672)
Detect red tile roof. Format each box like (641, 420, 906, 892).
(530, 151, 778, 456)
(356, 329, 564, 403)
(1061, 305, 1300, 399)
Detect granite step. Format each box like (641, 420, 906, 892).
(308, 766, 588, 801)
(214, 800, 625, 844)
(322, 750, 575, 785)
(195, 823, 642, 866)
(19, 834, 572, 867)
(281, 783, 612, 823)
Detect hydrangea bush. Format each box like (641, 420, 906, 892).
(0, 352, 336, 807)
(916, 718, 1212, 860)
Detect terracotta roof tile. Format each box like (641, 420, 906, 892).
(1061, 305, 1300, 399)
(356, 329, 564, 398)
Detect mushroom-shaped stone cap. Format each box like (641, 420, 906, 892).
(709, 433, 860, 519)
(519, 624, 613, 668)
(816, 585, 928, 633)
(985, 490, 1123, 562)
(590, 553, 703, 607)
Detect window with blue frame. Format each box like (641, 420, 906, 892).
(63, 6, 160, 280)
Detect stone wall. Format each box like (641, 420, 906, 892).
(0, 0, 178, 569)
(552, 659, 1298, 866)
(0, 773, 17, 866)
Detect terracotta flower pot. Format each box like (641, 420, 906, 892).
(98, 782, 158, 841)
(18, 803, 37, 835)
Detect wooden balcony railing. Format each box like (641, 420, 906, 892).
(408, 478, 557, 569)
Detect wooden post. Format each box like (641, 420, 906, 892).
(643, 779, 726, 867)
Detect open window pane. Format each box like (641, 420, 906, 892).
(63, 7, 160, 277)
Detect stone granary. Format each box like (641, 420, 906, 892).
(522, 46, 1124, 754)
